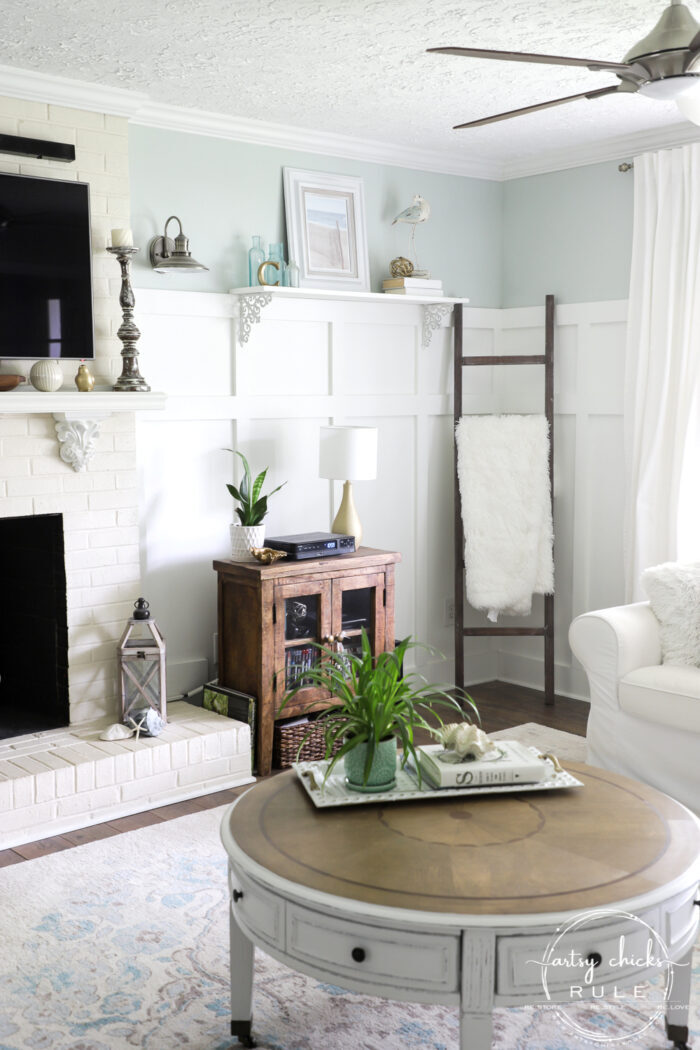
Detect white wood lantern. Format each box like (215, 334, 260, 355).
(118, 598, 167, 728)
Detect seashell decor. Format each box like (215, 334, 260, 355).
(432, 722, 496, 761)
(99, 722, 135, 741)
(250, 547, 288, 564)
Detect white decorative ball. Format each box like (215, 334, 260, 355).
(30, 359, 64, 392)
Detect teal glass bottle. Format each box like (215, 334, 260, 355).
(248, 235, 265, 286)
(262, 242, 284, 287)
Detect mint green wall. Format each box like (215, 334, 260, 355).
(502, 161, 633, 307)
(128, 126, 503, 306)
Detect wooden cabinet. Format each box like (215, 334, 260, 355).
(213, 547, 401, 776)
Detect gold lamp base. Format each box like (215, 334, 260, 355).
(332, 480, 363, 548)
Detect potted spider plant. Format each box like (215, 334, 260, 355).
(279, 631, 478, 792)
(226, 449, 286, 561)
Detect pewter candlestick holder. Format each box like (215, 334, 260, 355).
(107, 245, 150, 392)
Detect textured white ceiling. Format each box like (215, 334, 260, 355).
(3, 0, 700, 172)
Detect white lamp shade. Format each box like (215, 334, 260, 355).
(319, 426, 378, 481)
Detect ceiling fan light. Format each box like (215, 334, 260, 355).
(676, 80, 700, 121)
(637, 73, 700, 98)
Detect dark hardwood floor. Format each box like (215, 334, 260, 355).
(0, 681, 589, 868)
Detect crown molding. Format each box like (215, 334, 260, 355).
(500, 120, 700, 179)
(2, 62, 700, 181)
(131, 101, 501, 180)
(0, 63, 148, 118)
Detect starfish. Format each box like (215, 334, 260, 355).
(127, 712, 149, 739)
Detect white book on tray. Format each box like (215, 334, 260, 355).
(416, 740, 549, 788)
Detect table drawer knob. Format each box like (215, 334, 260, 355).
(351, 947, 366, 963)
(586, 951, 602, 969)
(232, 889, 244, 903)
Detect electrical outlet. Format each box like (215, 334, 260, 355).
(444, 598, 455, 625)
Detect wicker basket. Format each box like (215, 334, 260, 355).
(273, 716, 342, 769)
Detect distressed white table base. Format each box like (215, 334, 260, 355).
(224, 855, 698, 1050)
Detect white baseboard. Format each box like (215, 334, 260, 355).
(496, 649, 591, 703)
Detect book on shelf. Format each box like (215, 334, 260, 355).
(416, 740, 549, 788)
(383, 276, 442, 289)
(383, 288, 444, 297)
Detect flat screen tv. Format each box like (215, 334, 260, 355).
(0, 172, 94, 359)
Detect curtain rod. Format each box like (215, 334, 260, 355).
(618, 162, 634, 172)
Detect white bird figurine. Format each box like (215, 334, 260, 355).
(392, 194, 431, 227)
(391, 195, 431, 274)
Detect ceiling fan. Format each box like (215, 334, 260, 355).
(428, 0, 700, 128)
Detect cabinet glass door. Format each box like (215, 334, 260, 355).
(274, 579, 332, 714)
(333, 572, 386, 658)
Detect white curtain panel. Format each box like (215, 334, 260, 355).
(624, 145, 700, 601)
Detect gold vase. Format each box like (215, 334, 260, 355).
(75, 362, 95, 391)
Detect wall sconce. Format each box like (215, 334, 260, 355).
(149, 215, 209, 273)
(319, 425, 378, 548)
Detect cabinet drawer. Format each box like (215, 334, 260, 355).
(497, 913, 664, 996)
(287, 903, 458, 993)
(229, 865, 284, 950)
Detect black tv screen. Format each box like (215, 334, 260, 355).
(0, 173, 94, 359)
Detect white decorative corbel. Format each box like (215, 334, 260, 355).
(238, 291, 273, 344)
(53, 415, 105, 472)
(422, 303, 454, 349)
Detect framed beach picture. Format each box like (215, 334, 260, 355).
(283, 168, 370, 291)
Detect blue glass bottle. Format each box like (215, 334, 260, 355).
(248, 235, 265, 286)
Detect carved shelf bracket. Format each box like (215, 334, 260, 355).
(238, 291, 273, 344)
(422, 303, 453, 349)
(53, 415, 104, 472)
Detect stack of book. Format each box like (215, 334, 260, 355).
(382, 276, 443, 297)
(415, 740, 550, 788)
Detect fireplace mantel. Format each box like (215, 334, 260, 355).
(0, 389, 166, 471)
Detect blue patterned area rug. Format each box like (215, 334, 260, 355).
(0, 802, 697, 1050)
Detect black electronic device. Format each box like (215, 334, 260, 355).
(0, 172, 94, 359)
(265, 532, 356, 560)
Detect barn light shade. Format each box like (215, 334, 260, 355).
(118, 597, 167, 733)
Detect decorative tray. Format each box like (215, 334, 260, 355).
(293, 748, 584, 809)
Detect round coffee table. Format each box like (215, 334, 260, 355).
(220, 763, 700, 1050)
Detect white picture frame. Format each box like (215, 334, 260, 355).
(283, 168, 370, 291)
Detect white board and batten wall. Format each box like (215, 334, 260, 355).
(134, 289, 627, 704)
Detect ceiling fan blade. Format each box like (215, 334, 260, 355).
(688, 27, 700, 51)
(427, 46, 634, 74)
(453, 85, 621, 129)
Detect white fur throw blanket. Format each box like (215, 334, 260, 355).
(456, 415, 554, 620)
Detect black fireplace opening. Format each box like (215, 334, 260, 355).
(0, 513, 69, 738)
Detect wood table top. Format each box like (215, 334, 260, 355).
(225, 764, 700, 916)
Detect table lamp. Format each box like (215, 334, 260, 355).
(319, 426, 378, 547)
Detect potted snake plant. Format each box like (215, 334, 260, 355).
(226, 449, 286, 561)
(280, 631, 478, 791)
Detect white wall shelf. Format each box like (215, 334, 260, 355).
(0, 389, 166, 414)
(0, 389, 166, 471)
(229, 286, 469, 349)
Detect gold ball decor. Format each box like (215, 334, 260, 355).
(390, 256, 414, 278)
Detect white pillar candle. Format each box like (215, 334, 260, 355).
(111, 228, 133, 247)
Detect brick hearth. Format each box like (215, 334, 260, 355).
(0, 702, 252, 849)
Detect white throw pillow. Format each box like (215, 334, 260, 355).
(641, 561, 700, 666)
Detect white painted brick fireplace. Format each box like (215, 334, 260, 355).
(0, 94, 252, 848)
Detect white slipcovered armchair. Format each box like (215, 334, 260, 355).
(569, 602, 700, 815)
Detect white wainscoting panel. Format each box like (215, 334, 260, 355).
(133, 289, 627, 703)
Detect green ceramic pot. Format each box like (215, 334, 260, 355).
(344, 736, 397, 792)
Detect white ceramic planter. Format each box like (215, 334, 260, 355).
(29, 359, 63, 392)
(230, 523, 265, 562)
